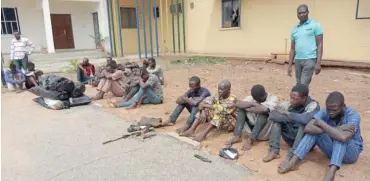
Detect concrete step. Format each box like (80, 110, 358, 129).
(3, 49, 107, 64)
(38, 58, 108, 73)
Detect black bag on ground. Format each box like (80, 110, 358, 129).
(29, 75, 76, 100)
(70, 82, 86, 98)
(69, 95, 91, 107)
(29, 86, 70, 100)
(39, 75, 74, 93)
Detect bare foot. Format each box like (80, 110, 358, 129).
(277, 160, 298, 174)
(323, 167, 337, 181)
(161, 120, 175, 127)
(193, 134, 206, 142)
(175, 124, 190, 134)
(279, 157, 291, 168)
(92, 92, 104, 100)
(107, 100, 117, 108)
(179, 129, 196, 137)
(126, 102, 138, 109)
(241, 138, 253, 151)
(263, 152, 280, 162)
(224, 136, 242, 148)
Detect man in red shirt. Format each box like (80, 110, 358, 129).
(77, 58, 95, 84)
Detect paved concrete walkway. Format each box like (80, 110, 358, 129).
(1, 92, 249, 181)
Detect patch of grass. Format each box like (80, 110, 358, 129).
(170, 56, 225, 65)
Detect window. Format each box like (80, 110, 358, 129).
(153, 7, 160, 18)
(221, 0, 240, 28)
(1, 7, 21, 35)
(120, 7, 137, 29)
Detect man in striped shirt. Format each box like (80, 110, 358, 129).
(10, 31, 34, 71)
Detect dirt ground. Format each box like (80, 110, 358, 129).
(71, 57, 368, 181)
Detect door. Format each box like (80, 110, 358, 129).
(51, 14, 75, 49)
(92, 12, 100, 49)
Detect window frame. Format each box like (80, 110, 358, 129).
(356, 0, 370, 20)
(120, 7, 137, 29)
(221, 0, 241, 29)
(1, 7, 21, 35)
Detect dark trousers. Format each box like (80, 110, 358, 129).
(269, 121, 305, 158)
(1, 60, 6, 86)
(233, 108, 268, 140)
(76, 67, 93, 84)
(13, 55, 29, 71)
(169, 103, 198, 126)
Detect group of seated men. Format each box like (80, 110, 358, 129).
(3, 61, 43, 92)
(78, 58, 362, 181)
(160, 77, 362, 181)
(76, 57, 164, 108)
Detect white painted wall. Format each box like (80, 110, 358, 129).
(1, 0, 105, 53)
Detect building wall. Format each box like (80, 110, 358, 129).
(107, 0, 185, 56)
(116, 0, 165, 55)
(184, 0, 370, 62)
(1, 0, 101, 53)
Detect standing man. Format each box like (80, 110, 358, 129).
(10, 31, 34, 72)
(287, 4, 323, 86)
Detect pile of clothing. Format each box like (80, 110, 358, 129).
(29, 75, 91, 110)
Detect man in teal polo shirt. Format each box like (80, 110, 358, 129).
(287, 4, 323, 86)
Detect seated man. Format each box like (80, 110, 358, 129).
(77, 58, 95, 84)
(121, 66, 142, 101)
(147, 58, 164, 85)
(161, 76, 211, 131)
(89, 58, 116, 87)
(225, 84, 278, 150)
(4, 63, 26, 92)
(263, 84, 320, 166)
(109, 68, 163, 108)
(142, 59, 149, 69)
(25, 62, 43, 89)
(180, 80, 237, 142)
(93, 63, 126, 100)
(279, 92, 363, 181)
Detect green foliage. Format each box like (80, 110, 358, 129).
(170, 56, 225, 65)
(64, 59, 78, 73)
(89, 32, 107, 47)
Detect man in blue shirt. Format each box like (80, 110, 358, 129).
(161, 76, 211, 133)
(4, 63, 26, 92)
(278, 92, 363, 181)
(287, 4, 323, 86)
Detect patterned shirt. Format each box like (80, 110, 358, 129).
(146, 74, 163, 100)
(10, 37, 34, 60)
(203, 93, 237, 121)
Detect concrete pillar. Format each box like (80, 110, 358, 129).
(42, 0, 55, 53)
(98, 0, 111, 53)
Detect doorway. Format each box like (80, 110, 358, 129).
(51, 14, 75, 49)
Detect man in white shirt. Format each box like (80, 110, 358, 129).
(10, 31, 34, 71)
(225, 85, 278, 150)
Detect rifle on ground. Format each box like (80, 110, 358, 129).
(102, 127, 154, 145)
